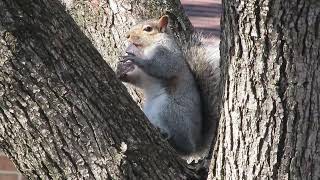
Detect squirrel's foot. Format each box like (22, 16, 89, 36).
(160, 132, 170, 140)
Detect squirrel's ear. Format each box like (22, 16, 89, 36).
(158, 15, 169, 32)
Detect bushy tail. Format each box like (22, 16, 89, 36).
(180, 33, 221, 163)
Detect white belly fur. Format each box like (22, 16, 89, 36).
(143, 93, 170, 136)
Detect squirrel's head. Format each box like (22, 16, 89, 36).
(126, 15, 169, 48)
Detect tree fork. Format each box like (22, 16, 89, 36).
(0, 0, 197, 179)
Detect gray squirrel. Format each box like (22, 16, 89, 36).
(116, 15, 220, 157)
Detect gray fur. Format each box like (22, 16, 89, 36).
(123, 32, 202, 154)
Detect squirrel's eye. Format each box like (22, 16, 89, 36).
(143, 26, 153, 32)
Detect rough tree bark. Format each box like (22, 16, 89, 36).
(0, 0, 197, 179)
(210, 0, 320, 179)
(59, 0, 222, 165)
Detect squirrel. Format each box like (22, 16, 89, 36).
(116, 15, 220, 159)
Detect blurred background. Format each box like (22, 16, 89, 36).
(182, 0, 221, 42)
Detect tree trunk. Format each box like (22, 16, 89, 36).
(210, 0, 320, 179)
(0, 0, 197, 179)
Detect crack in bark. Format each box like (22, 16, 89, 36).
(254, 0, 261, 38)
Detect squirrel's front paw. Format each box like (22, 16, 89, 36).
(116, 59, 134, 80)
(120, 55, 143, 67)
